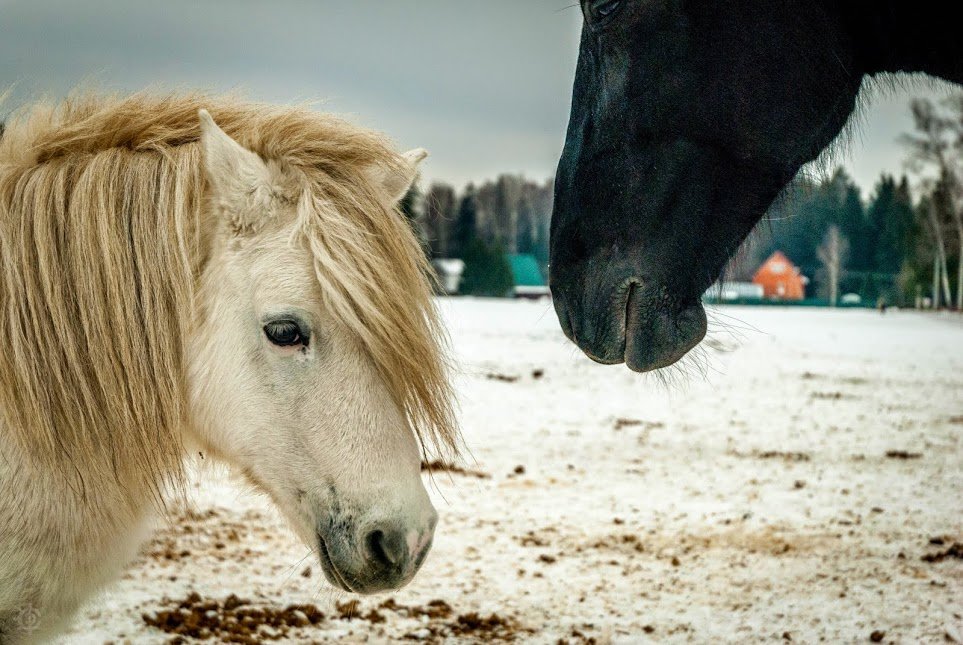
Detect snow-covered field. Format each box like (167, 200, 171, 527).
(57, 300, 962, 644)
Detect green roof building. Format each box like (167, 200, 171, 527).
(508, 254, 550, 299)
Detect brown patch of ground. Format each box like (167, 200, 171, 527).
(335, 599, 386, 623)
(377, 598, 455, 620)
(139, 508, 253, 564)
(142, 592, 325, 643)
(334, 597, 529, 642)
(730, 450, 811, 462)
(143, 592, 528, 644)
(921, 539, 963, 563)
(514, 525, 823, 565)
(614, 418, 665, 431)
(140, 508, 271, 564)
(557, 625, 601, 645)
(446, 612, 527, 641)
(810, 391, 853, 401)
(574, 526, 829, 560)
(885, 450, 923, 460)
(800, 373, 869, 386)
(517, 528, 556, 548)
(583, 533, 647, 555)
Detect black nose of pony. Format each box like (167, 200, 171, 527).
(365, 526, 408, 568)
(318, 509, 436, 594)
(354, 521, 434, 592)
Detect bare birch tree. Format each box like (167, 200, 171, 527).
(901, 97, 963, 310)
(925, 181, 954, 307)
(948, 94, 963, 310)
(818, 225, 849, 307)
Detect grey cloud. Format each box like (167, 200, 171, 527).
(0, 1, 952, 191)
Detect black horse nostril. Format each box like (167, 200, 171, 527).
(365, 527, 406, 568)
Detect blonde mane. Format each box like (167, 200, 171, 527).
(0, 93, 457, 502)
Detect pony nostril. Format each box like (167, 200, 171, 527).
(365, 527, 406, 568)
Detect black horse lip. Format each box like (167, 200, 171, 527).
(317, 534, 354, 593)
(554, 272, 708, 371)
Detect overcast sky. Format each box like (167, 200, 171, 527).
(1, 1, 957, 195)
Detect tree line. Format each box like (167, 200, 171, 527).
(724, 168, 918, 305)
(401, 176, 553, 296)
(729, 94, 963, 309)
(402, 94, 963, 308)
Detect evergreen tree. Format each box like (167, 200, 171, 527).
(869, 175, 916, 273)
(493, 175, 516, 252)
(459, 239, 514, 297)
(516, 197, 536, 255)
(836, 177, 870, 270)
(756, 169, 873, 297)
(758, 176, 834, 273)
(452, 184, 478, 259)
(533, 180, 553, 270)
(424, 182, 457, 258)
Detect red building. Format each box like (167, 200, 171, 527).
(752, 251, 807, 300)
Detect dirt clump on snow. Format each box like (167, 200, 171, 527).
(337, 597, 528, 642)
(921, 538, 963, 563)
(334, 599, 387, 623)
(613, 418, 665, 431)
(141, 592, 325, 643)
(139, 507, 256, 566)
(485, 372, 520, 383)
(884, 450, 923, 460)
(730, 449, 812, 462)
(446, 612, 526, 640)
(810, 391, 852, 400)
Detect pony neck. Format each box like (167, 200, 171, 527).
(844, 2, 963, 84)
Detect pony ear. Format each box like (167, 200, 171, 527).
(198, 109, 272, 232)
(371, 148, 428, 205)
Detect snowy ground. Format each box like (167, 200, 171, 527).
(57, 300, 962, 644)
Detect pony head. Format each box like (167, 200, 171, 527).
(0, 93, 457, 597)
(188, 110, 448, 593)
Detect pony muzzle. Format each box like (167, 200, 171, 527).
(317, 511, 437, 594)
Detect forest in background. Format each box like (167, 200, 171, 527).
(401, 95, 963, 308)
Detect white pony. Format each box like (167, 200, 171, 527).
(0, 94, 458, 643)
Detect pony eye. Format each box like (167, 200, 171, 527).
(264, 320, 307, 348)
(587, 0, 623, 22)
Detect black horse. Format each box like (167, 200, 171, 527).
(551, 1, 963, 372)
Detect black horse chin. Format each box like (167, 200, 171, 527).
(552, 272, 708, 373)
